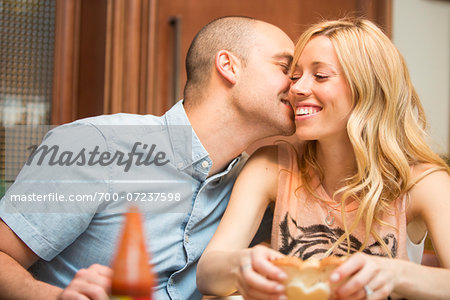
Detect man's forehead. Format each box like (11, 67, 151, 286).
(253, 21, 293, 44)
(249, 23, 294, 60)
(248, 44, 293, 65)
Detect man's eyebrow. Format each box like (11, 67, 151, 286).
(273, 53, 293, 64)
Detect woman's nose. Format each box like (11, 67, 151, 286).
(290, 78, 312, 97)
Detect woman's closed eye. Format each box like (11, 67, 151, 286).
(289, 74, 301, 81)
(314, 73, 329, 80)
(289, 72, 330, 82)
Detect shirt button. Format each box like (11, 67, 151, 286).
(184, 235, 189, 243)
(177, 162, 183, 168)
(201, 160, 209, 168)
(168, 278, 174, 285)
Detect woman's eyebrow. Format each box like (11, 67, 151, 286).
(311, 61, 339, 73)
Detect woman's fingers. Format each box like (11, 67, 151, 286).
(331, 253, 366, 283)
(251, 246, 288, 282)
(331, 253, 395, 300)
(334, 255, 378, 297)
(362, 271, 393, 300)
(239, 260, 285, 295)
(237, 245, 287, 299)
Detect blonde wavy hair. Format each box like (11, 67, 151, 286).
(292, 18, 450, 257)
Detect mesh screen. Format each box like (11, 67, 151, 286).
(0, 0, 56, 194)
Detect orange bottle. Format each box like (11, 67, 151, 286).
(110, 206, 155, 299)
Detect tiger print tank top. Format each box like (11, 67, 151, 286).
(271, 142, 411, 261)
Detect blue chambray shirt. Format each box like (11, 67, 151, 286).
(0, 100, 247, 300)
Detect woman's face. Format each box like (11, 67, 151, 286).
(289, 36, 353, 143)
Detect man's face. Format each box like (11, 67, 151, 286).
(233, 22, 295, 137)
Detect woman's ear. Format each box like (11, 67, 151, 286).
(215, 50, 240, 85)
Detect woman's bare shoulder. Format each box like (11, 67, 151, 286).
(410, 163, 449, 184)
(408, 163, 450, 217)
(239, 145, 283, 201)
(247, 144, 279, 162)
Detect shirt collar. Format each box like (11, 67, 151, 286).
(164, 100, 209, 170)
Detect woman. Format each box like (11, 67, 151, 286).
(197, 18, 450, 300)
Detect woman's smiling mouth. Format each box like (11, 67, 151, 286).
(296, 106, 322, 116)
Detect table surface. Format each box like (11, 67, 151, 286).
(202, 295, 243, 299)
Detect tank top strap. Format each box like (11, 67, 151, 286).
(271, 142, 300, 249)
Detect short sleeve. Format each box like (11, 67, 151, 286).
(0, 122, 110, 260)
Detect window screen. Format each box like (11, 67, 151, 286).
(0, 0, 55, 195)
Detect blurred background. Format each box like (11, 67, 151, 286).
(0, 0, 449, 194)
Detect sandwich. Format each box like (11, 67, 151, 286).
(272, 256, 346, 300)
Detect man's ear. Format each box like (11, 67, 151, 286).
(215, 50, 240, 85)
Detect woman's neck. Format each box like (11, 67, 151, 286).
(315, 138, 357, 201)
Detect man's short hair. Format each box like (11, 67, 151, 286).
(184, 16, 258, 97)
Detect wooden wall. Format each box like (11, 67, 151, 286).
(52, 0, 392, 124)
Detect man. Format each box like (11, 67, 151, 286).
(0, 16, 294, 299)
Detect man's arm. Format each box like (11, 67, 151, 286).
(0, 219, 62, 299)
(0, 123, 115, 299)
(0, 219, 113, 300)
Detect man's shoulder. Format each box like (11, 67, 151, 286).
(73, 113, 162, 126)
(50, 113, 167, 143)
(68, 101, 187, 128)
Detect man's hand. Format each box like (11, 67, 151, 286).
(58, 264, 112, 300)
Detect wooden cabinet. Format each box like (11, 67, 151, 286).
(52, 0, 392, 123)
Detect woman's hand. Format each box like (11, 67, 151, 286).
(330, 253, 399, 300)
(235, 244, 288, 300)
